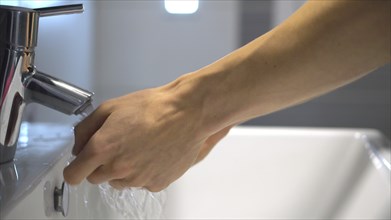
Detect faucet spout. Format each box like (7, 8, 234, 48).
(0, 4, 91, 164)
(0, 65, 93, 164)
(25, 68, 93, 115)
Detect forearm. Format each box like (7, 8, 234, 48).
(64, 0, 390, 190)
(165, 0, 390, 135)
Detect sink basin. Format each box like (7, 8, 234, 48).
(1, 124, 390, 219)
(164, 127, 390, 219)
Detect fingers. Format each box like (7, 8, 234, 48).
(108, 179, 127, 190)
(109, 177, 167, 192)
(108, 174, 149, 191)
(86, 164, 114, 184)
(86, 160, 130, 184)
(65, 89, 207, 191)
(144, 184, 168, 192)
(73, 103, 112, 155)
(64, 141, 106, 185)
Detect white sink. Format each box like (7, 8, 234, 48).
(1, 125, 390, 219)
(164, 127, 390, 219)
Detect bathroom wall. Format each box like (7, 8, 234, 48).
(93, 0, 239, 104)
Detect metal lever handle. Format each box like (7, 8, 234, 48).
(34, 4, 83, 17)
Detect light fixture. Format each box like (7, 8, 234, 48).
(164, 0, 199, 14)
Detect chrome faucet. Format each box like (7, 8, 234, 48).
(0, 4, 93, 164)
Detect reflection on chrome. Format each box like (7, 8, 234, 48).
(0, 4, 93, 164)
(18, 124, 29, 148)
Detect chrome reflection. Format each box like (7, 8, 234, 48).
(0, 4, 93, 164)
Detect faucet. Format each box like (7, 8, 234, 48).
(0, 4, 93, 164)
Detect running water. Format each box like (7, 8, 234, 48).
(98, 182, 167, 219)
(68, 102, 167, 219)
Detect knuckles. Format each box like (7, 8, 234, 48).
(99, 99, 117, 113)
(110, 161, 131, 179)
(85, 135, 116, 159)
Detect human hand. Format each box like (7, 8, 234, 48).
(63, 86, 230, 192)
(193, 125, 232, 164)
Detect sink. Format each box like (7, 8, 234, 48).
(1, 124, 390, 219)
(164, 127, 390, 219)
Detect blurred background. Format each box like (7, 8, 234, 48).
(2, 0, 389, 138)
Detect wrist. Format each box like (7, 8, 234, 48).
(161, 67, 242, 137)
(159, 72, 225, 137)
(160, 35, 269, 136)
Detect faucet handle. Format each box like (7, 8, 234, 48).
(0, 4, 84, 48)
(34, 4, 83, 17)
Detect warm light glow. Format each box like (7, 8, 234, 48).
(164, 0, 199, 14)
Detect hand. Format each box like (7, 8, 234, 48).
(63, 87, 230, 192)
(194, 125, 232, 164)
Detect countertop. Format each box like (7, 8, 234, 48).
(0, 123, 73, 218)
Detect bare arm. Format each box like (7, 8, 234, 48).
(169, 0, 391, 135)
(64, 1, 390, 191)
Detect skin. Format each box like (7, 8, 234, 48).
(63, 0, 391, 192)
